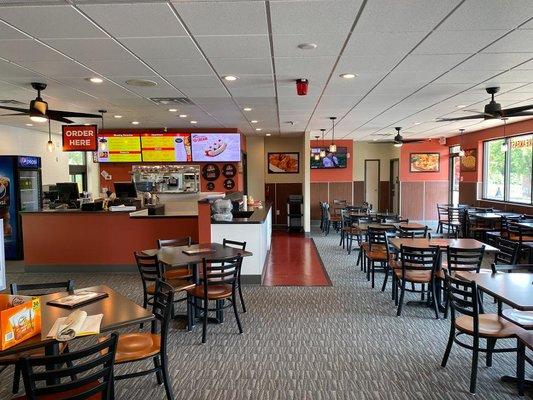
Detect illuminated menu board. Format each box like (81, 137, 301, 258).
(97, 133, 142, 162)
(191, 133, 241, 162)
(141, 133, 191, 162)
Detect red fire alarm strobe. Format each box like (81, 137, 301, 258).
(296, 78, 308, 96)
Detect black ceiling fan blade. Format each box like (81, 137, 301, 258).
(49, 115, 74, 124)
(404, 139, 424, 143)
(0, 105, 29, 114)
(502, 104, 533, 115)
(437, 114, 487, 121)
(505, 111, 533, 117)
(48, 109, 102, 119)
(0, 113, 28, 116)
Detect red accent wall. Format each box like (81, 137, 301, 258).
(399, 140, 449, 181)
(310, 140, 354, 182)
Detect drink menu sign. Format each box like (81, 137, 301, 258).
(62, 125, 98, 151)
(140, 133, 191, 162)
(97, 133, 142, 162)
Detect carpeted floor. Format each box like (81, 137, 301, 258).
(0, 230, 529, 399)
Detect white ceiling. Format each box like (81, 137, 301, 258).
(0, 0, 531, 142)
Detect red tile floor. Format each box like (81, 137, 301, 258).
(262, 230, 332, 286)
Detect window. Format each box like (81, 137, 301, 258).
(483, 134, 532, 205)
(68, 152, 87, 192)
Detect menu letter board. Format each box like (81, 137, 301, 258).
(141, 133, 191, 162)
(191, 133, 241, 162)
(62, 125, 98, 151)
(97, 133, 142, 162)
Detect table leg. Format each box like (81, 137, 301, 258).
(44, 341, 60, 385)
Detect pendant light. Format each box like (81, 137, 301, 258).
(313, 135, 320, 161)
(98, 109, 108, 152)
(319, 129, 326, 158)
(329, 117, 337, 153)
(458, 129, 465, 157)
(501, 118, 508, 153)
(46, 118, 55, 152)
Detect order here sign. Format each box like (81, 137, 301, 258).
(62, 125, 98, 151)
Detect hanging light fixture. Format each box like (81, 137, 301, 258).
(46, 118, 55, 152)
(501, 118, 508, 152)
(319, 129, 327, 158)
(458, 129, 465, 157)
(313, 135, 320, 161)
(329, 117, 337, 153)
(98, 109, 108, 151)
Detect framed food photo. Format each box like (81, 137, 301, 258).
(409, 153, 440, 172)
(268, 152, 299, 174)
(460, 149, 477, 172)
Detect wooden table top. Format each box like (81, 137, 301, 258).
(389, 238, 499, 252)
(456, 272, 533, 311)
(145, 242, 253, 267)
(0, 285, 153, 357)
(471, 212, 521, 219)
(356, 223, 427, 231)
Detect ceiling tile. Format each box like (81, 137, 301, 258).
(344, 31, 426, 57)
(78, 3, 187, 38)
(0, 20, 27, 39)
(16, 60, 92, 78)
(83, 58, 155, 77)
(414, 29, 507, 54)
(0, 39, 66, 62)
(121, 37, 202, 60)
(147, 58, 213, 76)
(210, 58, 272, 76)
(273, 33, 345, 57)
(482, 29, 533, 53)
(173, 1, 267, 36)
(43, 38, 133, 62)
(195, 35, 270, 59)
(0, 5, 106, 38)
(454, 52, 533, 71)
(166, 75, 222, 89)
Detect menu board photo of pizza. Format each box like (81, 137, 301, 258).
(97, 133, 142, 163)
(191, 133, 241, 162)
(141, 133, 191, 162)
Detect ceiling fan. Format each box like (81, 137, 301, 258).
(437, 86, 533, 122)
(0, 82, 103, 124)
(376, 127, 424, 147)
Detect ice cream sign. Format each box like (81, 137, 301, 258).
(191, 133, 241, 162)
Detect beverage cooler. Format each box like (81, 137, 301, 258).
(0, 156, 42, 260)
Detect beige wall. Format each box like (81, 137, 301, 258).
(353, 142, 400, 181)
(245, 136, 265, 201)
(264, 136, 304, 183)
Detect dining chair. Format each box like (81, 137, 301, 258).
(441, 274, 520, 394)
(442, 207, 465, 238)
(436, 204, 449, 234)
(3, 280, 75, 394)
(324, 203, 341, 235)
(362, 227, 396, 289)
(399, 226, 428, 238)
(341, 214, 360, 254)
(186, 256, 244, 343)
(394, 245, 440, 319)
(134, 251, 163, 309)
(492, 237, 521, 266)
(516, 329, 533, 396)
(223, 238, 248, 313)
(157, 237, 194, 281)
(507, 223, 533, 262)
(104, 280, 175, 400)
(355, 217, 372, 269)
(16, 334, 118, 400)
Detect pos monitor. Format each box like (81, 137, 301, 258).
(56, 182, 80, 202)
(114, 182, 137, 199)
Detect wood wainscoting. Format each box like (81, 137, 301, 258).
(400, 180, 448, 221)
(265, 183, 303, 225)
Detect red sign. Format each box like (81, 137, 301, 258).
(62, 125, 98, 151)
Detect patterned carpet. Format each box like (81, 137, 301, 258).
(1, 230, 529, 399)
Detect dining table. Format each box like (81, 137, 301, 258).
(455, 271, 533, 391)
(470, 212, 521, 220)
(388, 237, 499, 252)
(514, 221, 533, 230)
(356, 222, 428, 232)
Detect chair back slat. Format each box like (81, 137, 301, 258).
(20, 334, 118, 400)
(446, 246, 485, 272)
(157, 236, 192, 249)
(444, 274, 479, 320)
(399, 245, 439, 271)
(134, 252, 162, 283)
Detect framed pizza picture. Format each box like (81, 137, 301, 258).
(460, 149, 477, 172)
(268, 152, 299, 174)
(409, 153, 440, 172)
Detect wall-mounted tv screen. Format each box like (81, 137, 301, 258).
(191, 133, 241, 162)
(141, 133, 191, 162)
(310, 147, 348, 169)
(97, 133, 142, 162)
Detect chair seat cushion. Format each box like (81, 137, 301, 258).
(342, 226, 360, 234)
(186, 284, 233, 300)
(100, 333, 161, 364)
(14, 381, 103, 400)
(329, 215, 341, 222)
(394, 268, 432, 283)
(164, 268, 192, 280)
(455, 314, 519, 338)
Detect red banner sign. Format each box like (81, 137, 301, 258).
(62, 125, 98, 151)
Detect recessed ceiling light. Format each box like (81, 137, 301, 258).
(223, 75, 238, 81)
(414, 122, 421, 125)
(339, 73, 357, 79)
(114, 115, 122, 119)
(125, 79, 158, 87)
(373, 138, 378, 141)
(168, 108, 178, 112)
(84, 123, 90, 126)
(132, 121, 140, 125)
(25, 123, 33, 126)
(179, 114, 187, 118)
(266, 133, 272, 136)
(243, 107, 252, 111)
(456, 105, 467, 108)
(255, 128, 262, 131)
(297, 43, 317, 50)
(87, 77, 103, 83)
(251, 120, 258, 124)
(190, 120, 197, 124)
